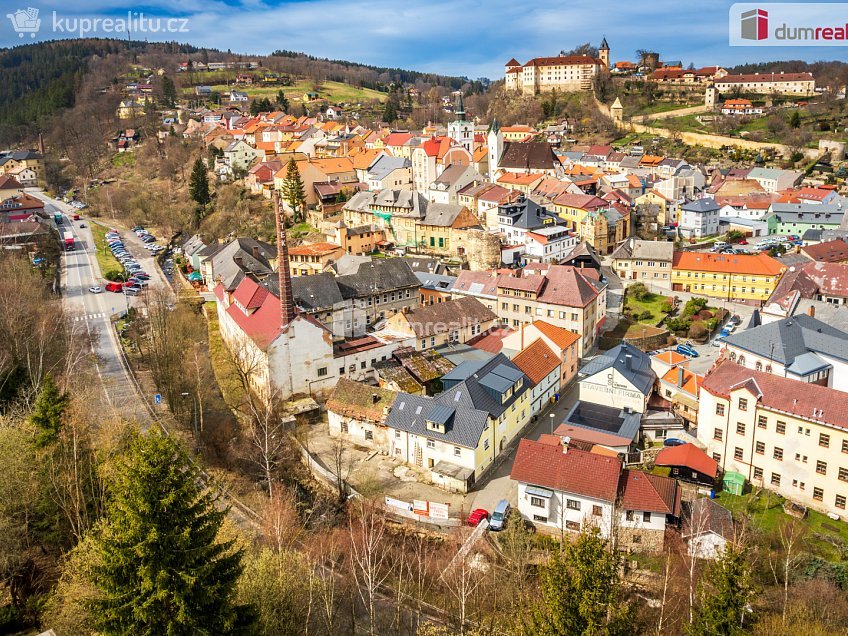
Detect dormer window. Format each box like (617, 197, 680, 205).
(426, 419, 445, 434)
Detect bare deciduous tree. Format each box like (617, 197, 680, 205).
(348, 499, 391, 636)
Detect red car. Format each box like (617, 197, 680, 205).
(466, 508, 489, 527)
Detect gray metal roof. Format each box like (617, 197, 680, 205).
(723, 313, 848, 367)
(386, 392, 489, 449)
(366, 155, 410, 180)
(579, 342, 656, 395)
(563, 401, 642, 442)
(681, 197, 720, 213)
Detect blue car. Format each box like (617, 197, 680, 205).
(676, 344, 700, 358)
(664, 438, 686, 447)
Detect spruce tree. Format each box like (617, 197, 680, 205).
(276, 90, 289, 113)
(162, 76, 177, 107)
(531, 526, 633, 635)
(30, 373, 68, 447)
(383, 98, 398, 124)
(189, 157, 211, 207)
(281, 157, 306, 222)
(88, 432, 251, 634)
(688, 542, 755, 636)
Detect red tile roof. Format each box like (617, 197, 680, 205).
(288, 242, 342, 256)
(511, 439, 621, 502)
(655, 443, 718, 479)
(523, 55, 601, 67)
(512, 338, 560, 386)
(619, 470, 681, 515)
(800, 239, 848, 263)
(552, 192, 608, 210)
(536, 265, 601, 308)
(467, 327, 514, 354)
(672, 251, 785, 277)
(531, 320, 581, 350)
(701, 361, 848, 430)
(382, 132, 413, 147)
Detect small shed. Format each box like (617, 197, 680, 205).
(655, 443, 718, 486)
(722, 471, 745, 496)
(683, 498, 734, 560)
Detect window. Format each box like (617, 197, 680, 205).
(716, 404, 725, 416)
(592, 505, 602, 517)
(820, 433, 830, 448)
(483, 439, 490, 450)
(771, 472, 781, 487)
(364, 430, 373, 441)
(530, 496, 545, 508)
(565, 520, 581, 531)
(426, 439, 435, 449)
(738, 397, 748, 411)
(813, 487, 824, 501)
(533, 514, 548, 522)
(840, 467, 848, 482)
(736, 422, 746, 435)
(566, 499, 581, 511)
(713, 453, 722, 463)
(753, 467, 763, 480)
(774, 447, 784, 461)
(643, 511, 651, 523)
(395, 430, 401, 439)
(317, 367, 328, 377)
(757, 415, 767, 429)
(625, 510, 634, 521)
(341, 422, 349, 433)
(816, 461, 827, 475)
(837, 495, 847, 510)
(776, 421, 786, 435)
(755, 441, 765, 455)
(734, 447, 744, 461)
(714, 428, 723, 441)
(843, 439, 848, 454)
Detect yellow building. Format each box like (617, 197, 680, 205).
(671, 251, 785, 303)
(551, 193, 609, 231)
(699, 361, 848, 519)
(287, 242, 343, 276)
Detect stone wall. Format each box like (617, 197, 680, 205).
(619, 527, 665, 554)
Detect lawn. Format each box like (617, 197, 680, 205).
(655, 113, 709, 134)
(715, 490, 848, 561)
(186, 79, 386, 104)
(90, 222, 123, 279)
(632, 102, 699, 117)
(205, 302, 247, 414)
(623, 290, 671, 325)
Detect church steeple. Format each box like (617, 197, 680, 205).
(455, 92, 465, 120)
(274, 193, 296, 327)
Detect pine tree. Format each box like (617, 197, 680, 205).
(530, 526, 633, 635)
(161, 76, 177, 108)
(281, 157, 306, 222)
(789, 110, 802, 129)
(189, 157, 211, 208)
(383, 97, 398, 124)
(276, 90, 289, 113)
(88, 432, 252, 634)
(30, 374, 68, 447)
(688, 542, 755, 636)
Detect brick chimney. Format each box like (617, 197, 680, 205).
(274, 193, 296, 327)
(808, 305, 815, 318)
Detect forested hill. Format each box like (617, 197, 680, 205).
(0, 38, 476, 146)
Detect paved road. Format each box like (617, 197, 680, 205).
(29, 191, 155, 423)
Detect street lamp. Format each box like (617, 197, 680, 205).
(180, 391, 198, 443)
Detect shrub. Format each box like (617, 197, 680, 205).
(704, 318, 719, 333)
(688, 322, 708, 340)
(665, 317, 691, 333)
(104, 270, 123, 281)
(660, 301, 675, 314)
(683, 297, 708, 317)
(629, 282, 650, 301)
(638, 310, 653, 321)
(698, 309, 714, 320)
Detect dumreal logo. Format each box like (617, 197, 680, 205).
(740, 8, 768, 41)
(6, 5, 189, 39)
(731, 3, 848, 46)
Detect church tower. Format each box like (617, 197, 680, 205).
(448, 92, 474, 154)
(599, 37, 610, 69)
(487, 117, 503, 181)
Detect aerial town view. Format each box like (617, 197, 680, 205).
(2, 1, 848, 634)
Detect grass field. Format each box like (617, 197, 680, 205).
(624, 291, 671, 325)
(631, 101, 699, 117)
(185, 79, 386, 104)
(90, 222, 122, 278)
(715, 490, 848, 561)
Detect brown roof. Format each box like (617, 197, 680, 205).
(327, 378, 396, 423)
(718, 72, 814, 84)
(288, 242, 342, 256)
(524, 55, 601, 67)
(655, 443, 718, 478)
(0, 175, 23, 190)
(497, 274, 546, 294)
(619, 470, 681, 516)
(536, 265, 601, 308)
(451, 270, 499, 297)
(498, 141, 561, 171)
(399, 296, 496, 337)
(801, 239, 848, 263)
(701, 361, 848, 430)
(802, 261, 848, 298)
(512, 338, 560, 385)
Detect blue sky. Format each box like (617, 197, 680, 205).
(2, 0, 846, 78)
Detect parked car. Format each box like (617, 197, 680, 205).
(105, 282, 123, 293)
(124, 288, 139, 296)
(675, 344, 699, 358)
(88, 286, 102, 294)
(729, 315, 741, 326)
(711, 337, 725, 347)
(72, 213, 80, 221)
(489, 500, 511, 532)
(466, 509, 489, 527)
(663, 438, 686, 447)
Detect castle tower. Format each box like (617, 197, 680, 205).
(274, 193, 297, 327)
(599, 37, 610, 69)
(487, 117, 503, 181)
(610, 97, 623, 124)
(705, 84, 719, 110)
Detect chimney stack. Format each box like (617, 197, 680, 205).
(274, 193, 297, 327)
(253, 245, 260, 259)
(678, 366, 685, 388)
(808, 305, 815, 318)
(625, 353, 633, 371)
(372, 393, 379, 404)
(561, 435, 570, 453)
